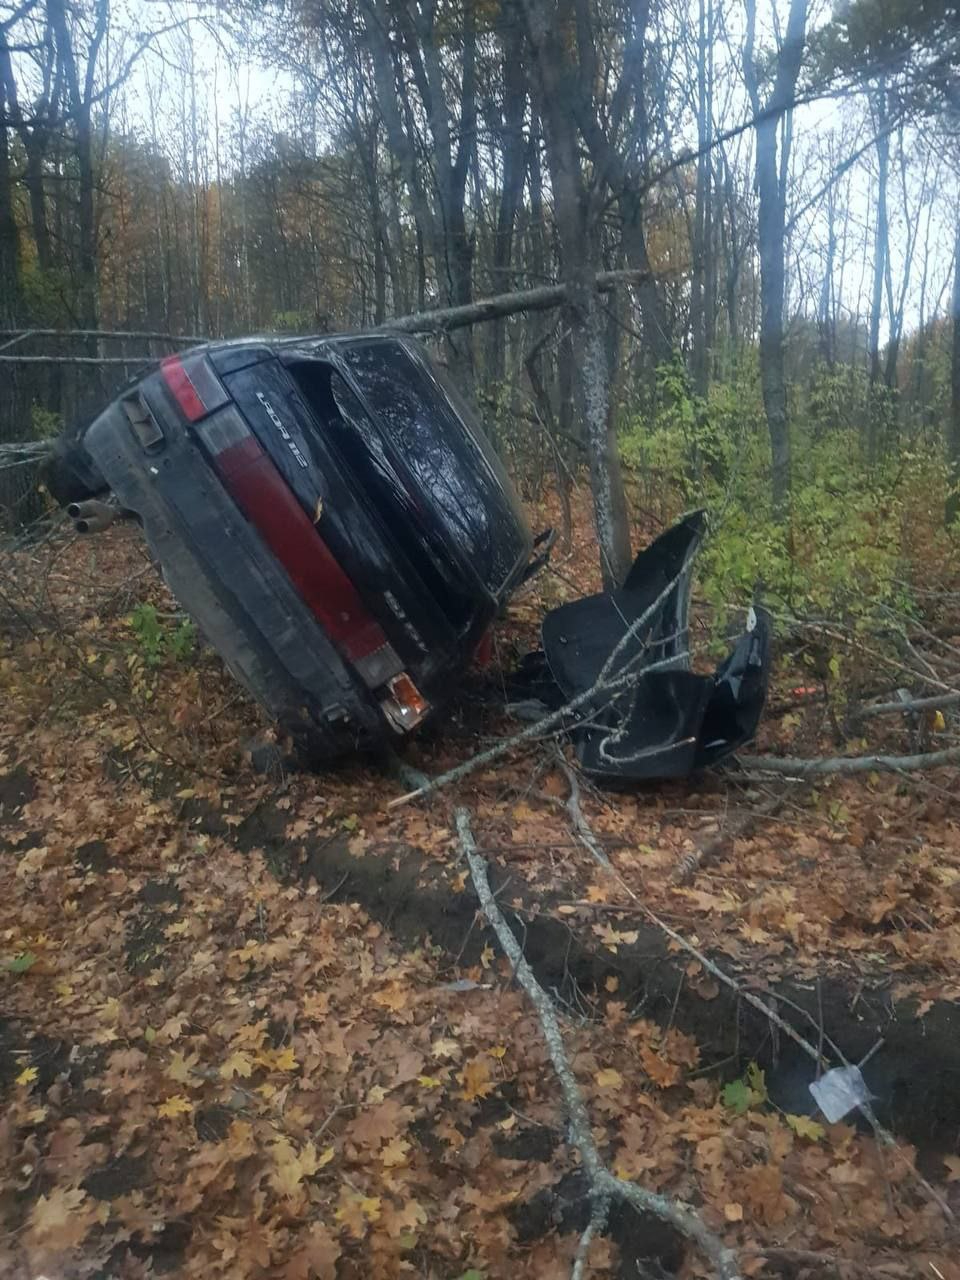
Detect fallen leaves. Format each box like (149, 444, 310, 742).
(459, 1058, 495, 1102)
(2, 518, 960, 1280)
(27, 1186, 100, 1252)
(220, 1050, 254, 1080)
(594, 1067, 623, 1090)
(157, 1094, 193, 1118)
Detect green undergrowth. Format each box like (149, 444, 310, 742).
(620, 359, 957, 655)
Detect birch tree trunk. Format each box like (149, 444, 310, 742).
(947, 206, 960, 527)
(743, 0, 809, 519)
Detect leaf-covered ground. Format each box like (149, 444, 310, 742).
(2, 494, 960, 1278)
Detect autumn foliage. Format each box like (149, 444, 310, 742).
(2, 495, 960, 1278)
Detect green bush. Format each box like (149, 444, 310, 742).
(619, 359, 949, 641)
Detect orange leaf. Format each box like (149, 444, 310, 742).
(460, 1058, 494, 1102)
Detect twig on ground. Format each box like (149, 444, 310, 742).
(556, 751, 612, 868)
(456, 807, 743, 1280)
(672, 790, 786, 884)
(857, 690, 960, 719)
(740, 745, 960, 776)
(570, 1195, 611, 1280)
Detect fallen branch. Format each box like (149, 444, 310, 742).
(0, 441, 54, 471)
(456, 807, 743, 1280)
(377, 268, 653, 335)
(740, 744, 960, 776)
(857, 690, 960, 719)
(0, 327, 207, 343)
(0, 353, 157, 366)
(672, 790, 786, 884)
(556, 753, 612, 868)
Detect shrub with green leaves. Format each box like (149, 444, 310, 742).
(129, 604, 196, 669)
(620, 358, 950, 646)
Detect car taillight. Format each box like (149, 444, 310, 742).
(193, 405, 406, 692)
(160, 353, 229, 422)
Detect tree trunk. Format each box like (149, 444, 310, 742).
(521, 0, 633, 586)
(487, 0, 526, 388)
(743, 0, 808, 518)
(867, 80, 889, 464)
(755, 113, 792, 516)
(947, 208, 960, 527)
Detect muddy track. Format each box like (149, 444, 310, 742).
(170, 776, 960, 1164)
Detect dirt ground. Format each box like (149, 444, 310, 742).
(2, 489, 960, 1278)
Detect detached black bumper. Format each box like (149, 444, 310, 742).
(537, 512, 770, 781)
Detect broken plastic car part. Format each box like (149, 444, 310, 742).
(534, 512, 771, 780)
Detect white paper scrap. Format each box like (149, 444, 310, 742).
(809, 1064, 872, 1123)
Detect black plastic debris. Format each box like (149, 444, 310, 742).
(533, 512, 770, 780)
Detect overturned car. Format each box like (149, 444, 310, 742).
(49, 334, 768, 778)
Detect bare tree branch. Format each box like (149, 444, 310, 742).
(456, 807, 743, 1280)
(740, 744, 960, 775)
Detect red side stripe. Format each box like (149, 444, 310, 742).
(213, 436, 388, 661)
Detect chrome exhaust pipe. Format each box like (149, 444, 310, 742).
(67, 499, 117, 534)
(74, 512, 115, 534)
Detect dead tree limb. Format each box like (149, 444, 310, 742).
(0, 441, 55, 471)
(0, 327, 207, 343)
(741, 744, 960, 776)
(672, 790, 786, 884)
(0, 353, 157, 365)
(456, 808, 742, 1280)
(858, 690, 960, 718)
(556, 752, 612, 869)
(377, 268, 653, 335)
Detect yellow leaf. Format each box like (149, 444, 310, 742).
(373, 983, 409, 1012)
(269, 1138, 320, 1198)
(220, 1051, 253, 1080)
(432, 1037, 460, 1059)
(99, 997, 120, 1023)
(158, 1095, 192, 1118)
(166, 1051, 196, 1084)
(595, 1068, 623, 1090)
(360, 1197, 381, 1221)
(258, 1045, 298, 1072)
(16, 1066, 38, 1086)
(784, 1113, 825, 1141)
(489, 1044, 507, 1060)
(724, 1202, 744, 1222)
(28, 1187, 92, 1246)
(317, 1145, 335, 1168)
(417, 1075, 443, 1090)
(479, 944, 494, 970)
